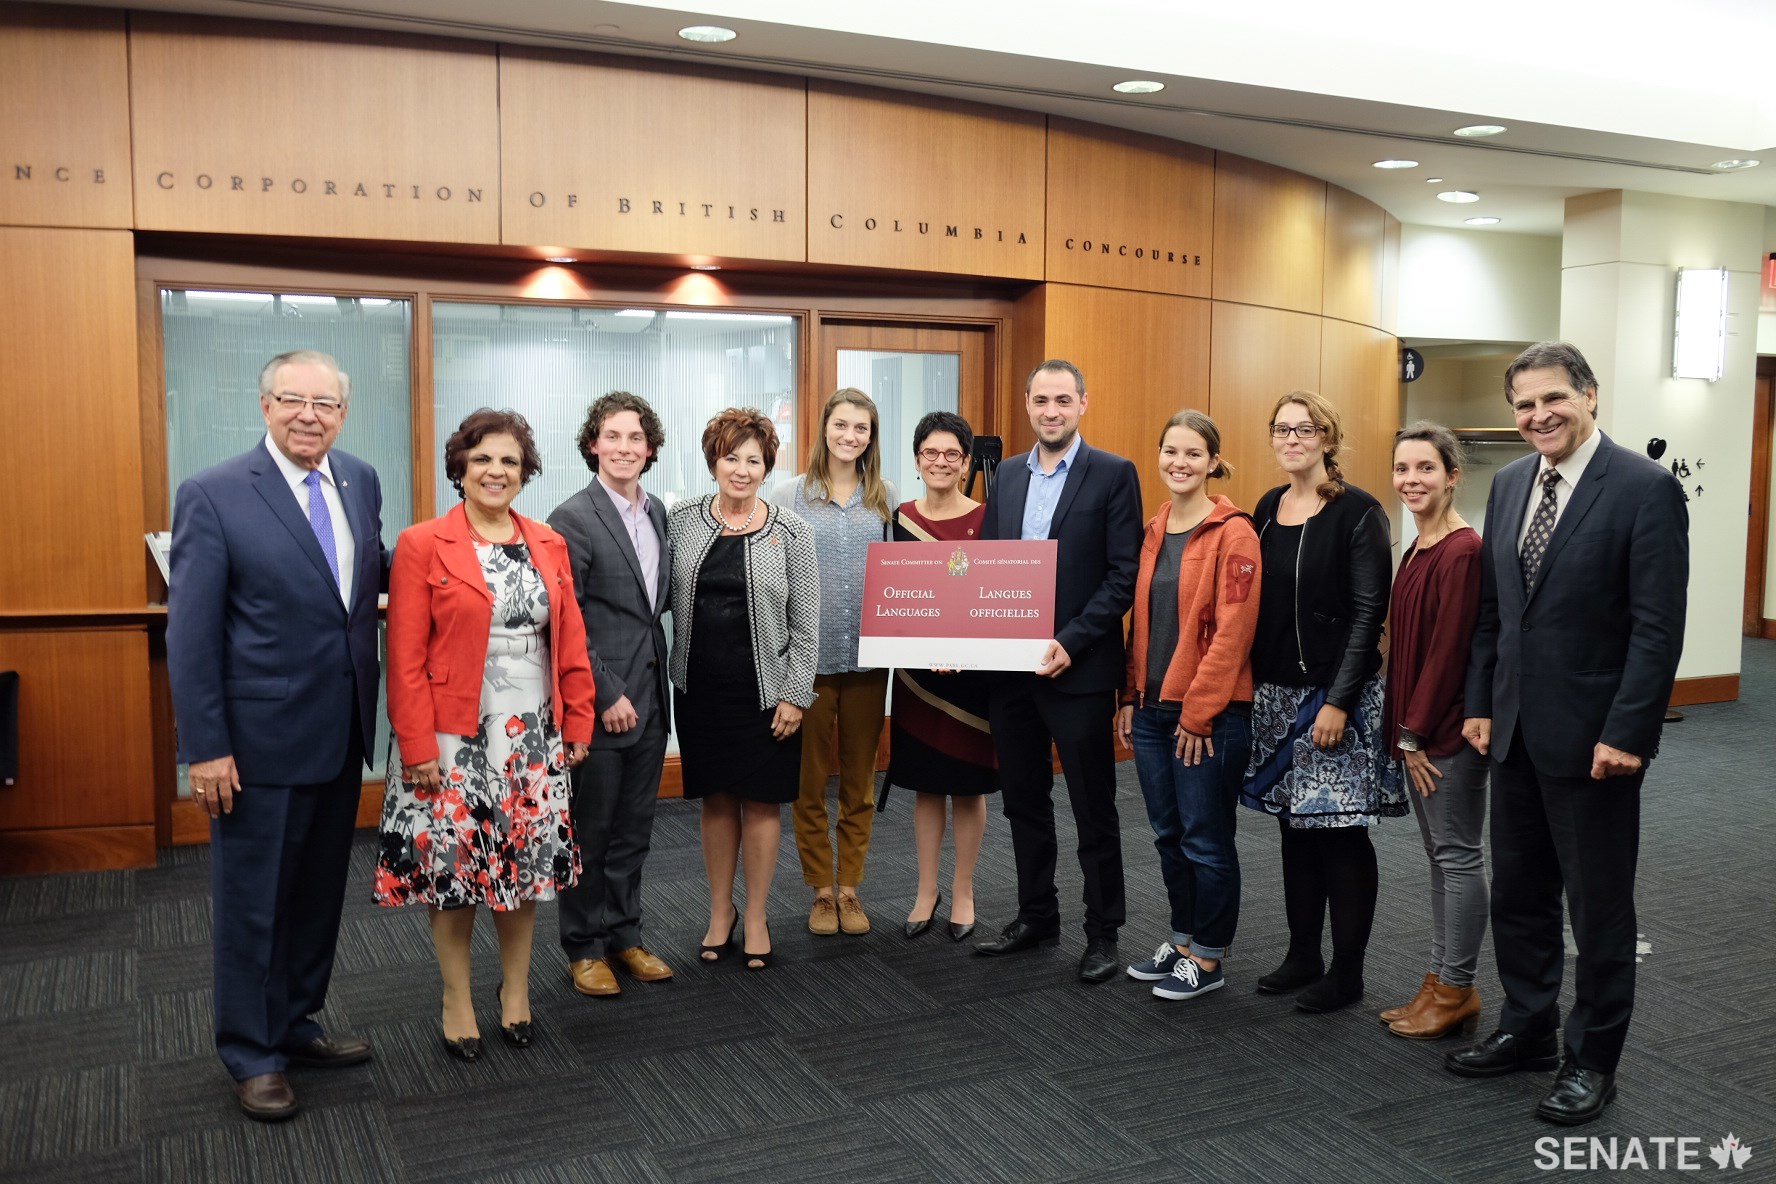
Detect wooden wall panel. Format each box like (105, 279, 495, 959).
(808, 83, 1045, 279)
(1320, 318, 1402, 516)
(0, 629, 154, 831)
(1323, 185, 1385, 329)
(1211, 153, 1326, 316)
(0, 4, 132, 229)
(501, 51, 806, 262)
(1045, 117, 1213, 298)
(1010, 284, 1211, 512)
(130, 15, 499, 243)
(1208, 300, 1322, 512)
(0, 226, 143, 610)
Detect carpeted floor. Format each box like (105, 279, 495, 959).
(4, 642, 1774, 1183)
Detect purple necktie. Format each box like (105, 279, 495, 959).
(304, 469, 342, 591)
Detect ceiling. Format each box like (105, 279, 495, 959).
(59, 0, 1776, 237)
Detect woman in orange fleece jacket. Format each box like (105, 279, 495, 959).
(1116, 409, 1262, 1002)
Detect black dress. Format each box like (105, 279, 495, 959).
(674, 534, 803, 804)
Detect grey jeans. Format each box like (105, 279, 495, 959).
(1410, 744, 1490, 987)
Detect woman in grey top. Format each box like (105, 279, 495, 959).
(770, 388, 897, 937)
(669, 409, 820, 970)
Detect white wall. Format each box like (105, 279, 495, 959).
(1397, 226, 1561, 343)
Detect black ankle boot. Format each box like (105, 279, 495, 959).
(1296, 964, 1364, 1012)
(1255, 952, 1325, 994)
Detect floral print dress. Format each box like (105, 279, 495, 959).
(375, 541, 580, 909)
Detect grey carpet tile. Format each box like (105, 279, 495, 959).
(0, 1002, 137, 1085)
(384, 1078, 645, 1184)
(549, 979, 775, 1064)
(0, 870, 132, 923)
(1225, 1013, 1477, 1109)
(866, 1073, 1154, 1184)
(1065, 1044, 1333, 1145)
(364, 1014, 584, 1099)
(1643, 1022, 1776, 1102)
(783, 1008, 1028, 1102)
(0, 950, 135, 1018)
(958, 981, 1219, 1073)
(0, 1146, 141, 1184)
(0, 909, 137, 967)
(652, 1111, 934, 1184)
(595, 1035, 852, 1145)
(331, 909, 452, 974)
(133, 1053, 265, 1132)
(721, 950, 941, 1037)
(132, 943, 211, 998)
(1344, 1086, 1563, 1184)
(133, 896, 211, 949)
(0, 1065, 132, 1172)
(140, 1096, 402, 1184)
(1172, 1111, 1455, 1184)
(430, 1146, 678, 1184)
(136, 989, 215, 1063)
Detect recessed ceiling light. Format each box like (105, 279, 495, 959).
(677, 24, 737, 43)
(1372, 159, 1418, 169)
(1464, 216, 1501, 226)
(1712, 158, 1760, 171)
(688, 264, 722, 271)
(1112, 80, 1165, 94)
(1437, 190, 1481, 204)
(545, 256, 577, 264)
(1425, 177, 1444, 183)
(1453, 124, 1506, 138)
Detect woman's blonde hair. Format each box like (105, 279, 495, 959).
(802, 387, 892, 522)
(1270, 389, 1346, 500)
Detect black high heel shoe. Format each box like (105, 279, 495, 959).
(494, 981, 533, 1049)
(743, 920, 773, 971)
(905, 891, 943, 939)
(701, 907, 741, 963)
(440, 1031, 482, 1062)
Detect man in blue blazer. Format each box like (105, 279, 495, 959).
(548, 392, 675, 996)
(168, 350, 388, 1122)
(1449, 341, 1688, 1126)
(974, 359, 1144, 981)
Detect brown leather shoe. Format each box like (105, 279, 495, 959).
(1390, 979, 1482, 1040)
(837, 893, 871, 935)
(614, 946, 674, 982)
(286, 1034, 372, 1067)
(808, 895, 840, 935)
(235, 1072, 298, 1122)
(570, 958, 620, 996)
(1379, 972, 1439, 1026)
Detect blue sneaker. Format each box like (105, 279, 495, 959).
(1127, 942, 1185, 982)
(1153, 956, 1225, 1000)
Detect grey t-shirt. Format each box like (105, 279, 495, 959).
(1144, 526, 1196, 704)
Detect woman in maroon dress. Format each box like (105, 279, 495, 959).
(880, 411, 995, 941)
(1379, 421, 1489, 1040)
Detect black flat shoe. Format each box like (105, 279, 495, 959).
(701, 907, 741, 963)
(1254, 955, 1325, 994)
(905, 891, 943, 939)
(1445, 1029, 1561, 1078)
(495, 982, 533, 1049)
(744, 920, 773, 971)
(1295, 974, 1363, 1013)
(440, 1032, 481, 1062)
(947, 921, 976, 942)
(974, 919, 1060, 957)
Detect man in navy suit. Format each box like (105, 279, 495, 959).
(168, 350, 388, 1122)
(974, 358, 1143, 981)
(1448, 341, 1688, 1126)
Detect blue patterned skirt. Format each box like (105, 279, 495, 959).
(1241, 675, 1406, 829)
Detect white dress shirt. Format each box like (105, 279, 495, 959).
(265, 434, 356, 606)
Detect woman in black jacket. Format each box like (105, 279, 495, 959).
(1242, 390, 1405, 1013)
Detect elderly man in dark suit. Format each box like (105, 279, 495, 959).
(974, 358, 1144, 982)
(167, 349, 387, 1122)
(549, 392, 675, 997)
(1449, 341, 1688, 1125)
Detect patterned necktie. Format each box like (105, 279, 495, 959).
(304, 469, 342, 592)
(1519, 467, 1561, 591)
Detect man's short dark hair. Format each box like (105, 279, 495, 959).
(1026, 358, 1086, 396)
(1505, 341, 1598, 401)
(577, 391, 665, 474)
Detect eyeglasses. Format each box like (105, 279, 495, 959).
(918, 447, 966, 464)
(270, 393, 345, 417)
(1270, 423, 1324, 440)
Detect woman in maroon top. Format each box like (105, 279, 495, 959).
(1380, 421, 1489, 1040)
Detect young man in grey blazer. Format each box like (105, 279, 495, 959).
(549, 392, 675, 996)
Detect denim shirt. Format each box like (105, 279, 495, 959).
(770, 475, 897, 673)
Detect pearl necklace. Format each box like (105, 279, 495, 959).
(712, 497, 759, 534)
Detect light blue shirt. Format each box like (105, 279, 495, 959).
(595, 474, 660, 612)
(1020, 434, 1083, 541)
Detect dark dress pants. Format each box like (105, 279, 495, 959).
(988, 675, 1125, 940)
(559, 709, 668, 961)
(1490, 737, 1642, 1073)
(210, 735, 363, 1081)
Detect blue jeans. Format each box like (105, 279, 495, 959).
(1131, 703, 1250, 958)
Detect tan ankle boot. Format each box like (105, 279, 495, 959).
(1378, 972, 1438, 1025)
(1388, 979, 1481, 1040)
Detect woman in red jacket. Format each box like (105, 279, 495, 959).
(1116, 410, 1262, 1001)
(1378, 421, 1488, 1040)
(377, 409, 596, 1062)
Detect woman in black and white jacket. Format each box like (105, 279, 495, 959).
(668, 408, 821, 971)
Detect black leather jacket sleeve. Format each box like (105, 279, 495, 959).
(1326, 504, 1391, 712)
